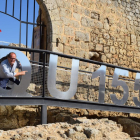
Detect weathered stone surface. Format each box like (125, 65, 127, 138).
(131, 34, 137, 45)
(91, 11, 100, 20)
(73, 12, 81, 21)
(95, 44, 103, 52)
(6, 0, 140, 136)
(75, 31, 90, 42)
(38, 0, 140, 77)
(0, 105, 39, 130)
(74, 126, 83, 132)
(110, 46, 116, 54)
(84, 128, 102, 138)
(64, 26, 74, 36)
(0, 117, 133, 140)
(117, 118, 140, 137)
(89, 52, 99, 59)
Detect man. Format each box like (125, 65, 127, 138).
(0, 52, 27, 89)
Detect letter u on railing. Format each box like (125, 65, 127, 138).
(47, 54, 79, 99)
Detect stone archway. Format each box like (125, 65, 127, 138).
(36, 0, 62, 52)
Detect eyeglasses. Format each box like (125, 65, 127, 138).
(9, 57, 16, 60)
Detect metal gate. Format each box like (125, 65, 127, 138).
(0, 0, 46, 61)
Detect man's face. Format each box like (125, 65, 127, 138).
(8, 53, 16, 66)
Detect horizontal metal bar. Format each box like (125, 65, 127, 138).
(0, 97, 139, 114)
(0, 11, 20, 21)
(1, 45, 140, 73)
(21, 21, 46, 26)
(0, 12, 45, 27)
(30, 61, 135, 82)
(30, 60, 44, 65)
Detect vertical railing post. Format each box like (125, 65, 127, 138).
(19, 0, 22, 47)
(32, 0, 36, 61)
(43, 52, 46, 98)
(41, 104, 47, 124)
(41, 52, 47, 124)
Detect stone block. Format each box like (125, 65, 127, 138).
(104, 23, 110, 30)
(95, 44, 103, 52)
(120, 49, 126, 55)
(104, 47, 109, 53)
(134, 51, 140, 57)
(61, 17, 71, 26)
(95, 21, 103, 29)
(103, 33, 110, 39)
(0, 106, 7, 116)
(73, 4, 84, 14)
(99, 38, 106, 44)
(113, 54, 118, 59)
(127, 51, 133, 57)
(110, 46, 116, 54)
(75, 31, 90, 42)
(66, 129, 75, 137)
(90, 33, 98, 43)
(101, 55, 106, 62)
(110, 58, 116, 63)
(76, 49, 88, 58)
(91, 11, 100, 20)
(81, 17, 89, 27)
(52, 25, 64, 34)
(74, 126, 83, 132)
(107, 40, 114, 46)
(117, 118, 140, 137)
(81, 0, 89, 7)
(134, 57, 139, 63)
(131, 34, 136, 45)
(64, 45, 75, 55)
(89, 52, 99, 59)
(84, 9, 90, 17)
(114, 42, 118, 47)
(70, 20, 80, 28)
(81, 42, 89, 50)
(60, 8, 72, 18)
(89, 43, 96, 51)
(106, 54, 112, 59)
(57, 0, 71, 9)
(136, 9, 139, 14)
(47, 137, 57, 140)
(81, 17, 95, 28)
(71, 0, 81, 4)
(119, 42, 125, 48)
(44, 0, 58, 10)
(49, 9, 60, 21)
(64, 26, 74, 36)
(73, 12, 81, 21)
(68, 37, 80, 46)
(138, 41, 140, 47)
(84, 128, 102, 139)
(52, 44, 64, 53)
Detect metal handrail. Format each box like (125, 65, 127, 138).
(0, 45, 140, 74)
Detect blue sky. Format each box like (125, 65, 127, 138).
(0, 0, 39, 47)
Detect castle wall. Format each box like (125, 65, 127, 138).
(33, 0, 140, 107)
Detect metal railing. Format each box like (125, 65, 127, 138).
(0, 45, 140, 124)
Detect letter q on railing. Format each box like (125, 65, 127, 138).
(0, 49, 31, 97)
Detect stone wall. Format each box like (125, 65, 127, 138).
(37, 0, 140, 68)
(32, 0, 140, 107)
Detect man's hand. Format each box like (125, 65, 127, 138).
(19, 71, 28, 75)
(15, 71, 28, 77)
